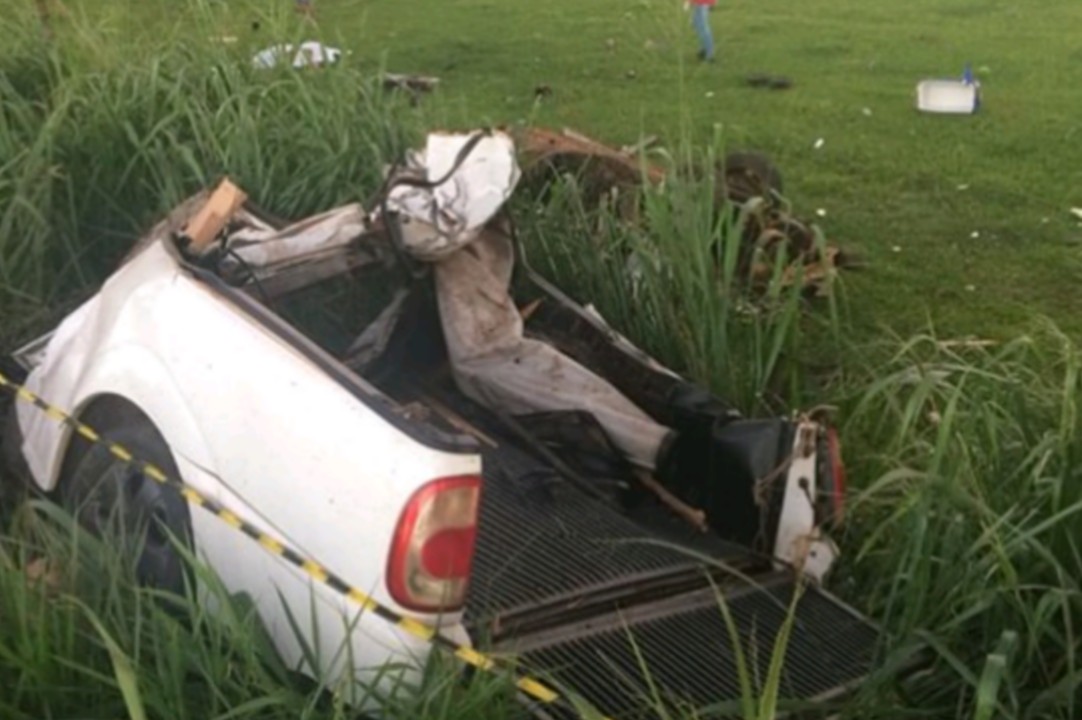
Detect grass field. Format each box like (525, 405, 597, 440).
(2, 0, 1082, 718)
(264, 0, 1082, 340)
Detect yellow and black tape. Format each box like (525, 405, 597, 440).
(0, 370, 605, 719)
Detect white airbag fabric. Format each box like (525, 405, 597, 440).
(432, 229, 671, 469)
(385, 131, 672, 468)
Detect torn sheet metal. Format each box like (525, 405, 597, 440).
(386, 131, 521, 262)
(433, 228, 674, 470)
(773, 421, 837, 583)
(581, 303, 680, 380)
(11, 331, 56, 373)
(223, 204, 368, 271)
(343, 287, 412, 371)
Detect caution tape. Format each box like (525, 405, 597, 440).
(0, 370, 606, 719)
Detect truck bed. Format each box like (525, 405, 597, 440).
(464, 421, 878, 718)
(358, 330, 882, 718)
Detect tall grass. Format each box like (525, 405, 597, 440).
(0, 501, 520, 720)
(2, 2, 1081, 719)
(831, 325, 1082, 719)
(518, 142, 829, 416)
(0, 0, 416, 344)
(513, 120, 1082, 719)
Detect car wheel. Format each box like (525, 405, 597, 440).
(723, 150, 784, 203)
(60, 414, 192, 596)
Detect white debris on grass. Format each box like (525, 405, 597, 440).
(252, 41, 343, 70)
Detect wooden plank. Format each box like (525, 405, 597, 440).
(183, 179, 248, 254)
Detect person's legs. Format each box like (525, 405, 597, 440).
(691, 5, 714, 61)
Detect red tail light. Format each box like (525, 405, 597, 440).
(826, 427, 847, 523)
(387, 475, 481, 612)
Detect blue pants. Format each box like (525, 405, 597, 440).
(691, 5, 714, 60)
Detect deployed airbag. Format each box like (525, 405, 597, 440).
(385, 131, 674, 470)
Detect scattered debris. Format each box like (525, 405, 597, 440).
(382, 73, 440, 105)
(383, 73, 440, 94)
(917, 65, 981, 114)
(515, 126, 854, 297)
(249, 44, 436, 103)
(252, 41, 343, 70)
(746, 73, 793, 90)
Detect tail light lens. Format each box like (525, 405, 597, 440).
(387, 475, 481, 612)
(825, 427, 847, 524)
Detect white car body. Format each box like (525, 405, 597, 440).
(14, 228, 476, 694)
(6, 132, 851, 715)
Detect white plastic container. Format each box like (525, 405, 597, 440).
(916, 79, 980, 114)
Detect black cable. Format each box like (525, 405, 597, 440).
(222, 244, 274, 309)
(365, 128, 492, 214)
(376, 129, 495, 280)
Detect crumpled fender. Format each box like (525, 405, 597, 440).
(17, 250, 216, 494)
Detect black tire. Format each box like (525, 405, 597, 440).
(59, 411, 192, 596)
(723, 150, 784, 203)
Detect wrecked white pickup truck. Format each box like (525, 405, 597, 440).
(2, 129, 874, 718)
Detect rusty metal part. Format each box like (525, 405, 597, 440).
(516, 126, 851, 297)
(634, 468, 709, 532)
(517, 126, 666, 186)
